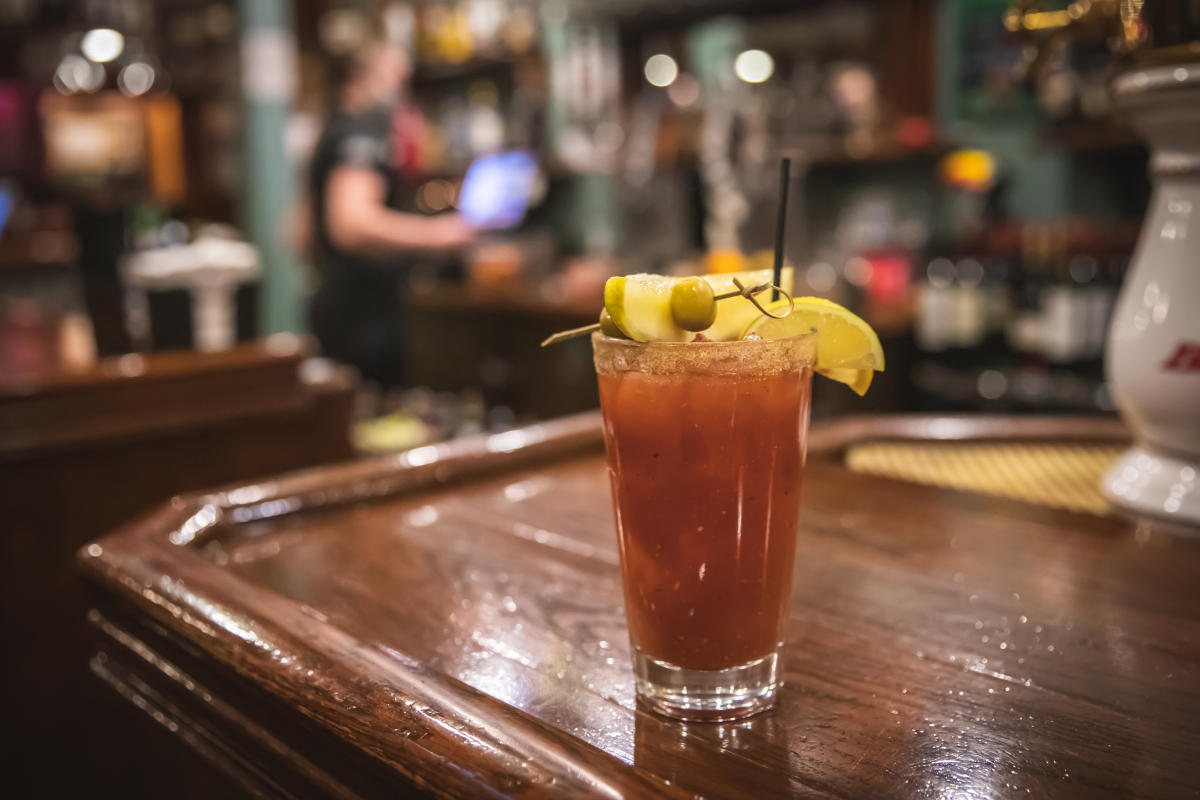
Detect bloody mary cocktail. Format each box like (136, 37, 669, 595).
(594, 332, 814, 720)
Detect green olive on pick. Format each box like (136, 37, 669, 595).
(599, 308, 628, 339)
(669, 277, 717, 332)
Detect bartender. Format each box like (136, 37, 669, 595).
(308, 37, 475, 391)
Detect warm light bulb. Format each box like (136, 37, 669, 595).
(734, 49, 774, 84)
(644, 54, 678, 88)
(81, 28, 125, 63)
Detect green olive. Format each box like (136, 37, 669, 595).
(598, 308, 628, 339)
(669, 277, 717, 332)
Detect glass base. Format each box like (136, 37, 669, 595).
(632, 648, 780, 722)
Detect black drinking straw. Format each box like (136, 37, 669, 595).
(772, 157, 791, 301)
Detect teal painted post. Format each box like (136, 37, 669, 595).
(936, 0, 1070, 221)
(238, 0, 304, 334)
(935, 0, 960, 131)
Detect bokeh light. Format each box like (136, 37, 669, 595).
(644, 54, 678, 87)
(734, 49, 774, 83)
(81, 28, 125, 63)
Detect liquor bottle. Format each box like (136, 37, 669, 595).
(1042, 228, 1090, 365)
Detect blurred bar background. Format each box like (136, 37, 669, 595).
(0, 0, 1146, 448)
(0, 1, 1166, 794)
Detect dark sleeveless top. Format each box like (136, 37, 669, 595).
(308, 108, 419, 388)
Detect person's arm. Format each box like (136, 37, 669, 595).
(282, 192, 312, 256)
(325, 165, 474, 254)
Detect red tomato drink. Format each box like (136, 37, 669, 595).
(594, 332, 814, 720)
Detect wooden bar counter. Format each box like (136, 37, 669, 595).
(402, 285, 599, 419)
(4, 338, 355, 796)
(78, 413, 1200, 798)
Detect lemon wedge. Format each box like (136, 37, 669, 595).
(604, 268, 794, 343)
(700, 268, 793, 341)
(742, 297, 884, 395)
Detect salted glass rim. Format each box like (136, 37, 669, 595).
(591, 331, 816, 375)
(590, 331, 815, 349)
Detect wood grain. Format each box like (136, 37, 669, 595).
(80, 413, 1200, 799)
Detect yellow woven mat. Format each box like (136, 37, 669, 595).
(844, 442, 1124, 515)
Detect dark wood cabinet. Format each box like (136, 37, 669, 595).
(2, 339, 355, 797)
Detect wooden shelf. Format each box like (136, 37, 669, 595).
(405, 282, 595, 321)
(782, 137, 954, 167)
(1038, 122, 1145, 153)
(412, 55, 519, 85)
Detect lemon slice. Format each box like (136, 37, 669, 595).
(604, 268, 793, 343)
(742, 297, 884, 396)
(819, 366, 874, 396)
(604, 274, 687, 342)
(700, 268, 793, 342)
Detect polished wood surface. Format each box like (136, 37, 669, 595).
(5, 340, 356, 797)
(807, 413, 1130, 457)
(81, 413, 1200, 798)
